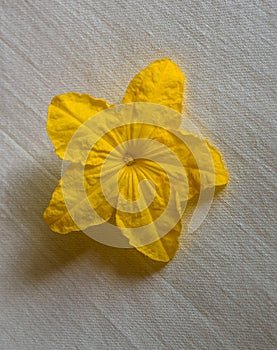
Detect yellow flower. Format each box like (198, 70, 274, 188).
(43, 58, 229, 262)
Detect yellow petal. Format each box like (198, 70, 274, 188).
(122, 58, 185, 113)
(135, 220, 182, 262)
(43, 163, 114, 234)
(158, 130, 229, 198)
(115, 159, 170, 229)
(43, 173, 80, 234)
(115, 162, 181, 262)
(47, 92, 109, 161)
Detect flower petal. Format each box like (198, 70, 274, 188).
(176, 132, 229, 197)
(115, 164, 182, 262)
(115, 160, 170, 229)
(43, 163, 114, 234)
(43, 171, 80, 234)
(47, 92, 110, 161)
(122, 58, 185, 113)
(155, 129, 229, 198)
(135, 220, 182, 262)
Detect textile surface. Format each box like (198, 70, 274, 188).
(1, 1, 276, 349)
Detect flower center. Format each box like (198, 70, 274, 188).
(123, 153, 135, 166)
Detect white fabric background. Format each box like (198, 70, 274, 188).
(1, 1, 276, 349)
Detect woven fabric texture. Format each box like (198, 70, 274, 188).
(1, 1, 276, 349)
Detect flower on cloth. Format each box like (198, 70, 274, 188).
(43, 58, 229, 262)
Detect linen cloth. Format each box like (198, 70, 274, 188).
(1, 1, 276, 349)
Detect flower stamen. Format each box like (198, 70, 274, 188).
(123, 153, 135, 166)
